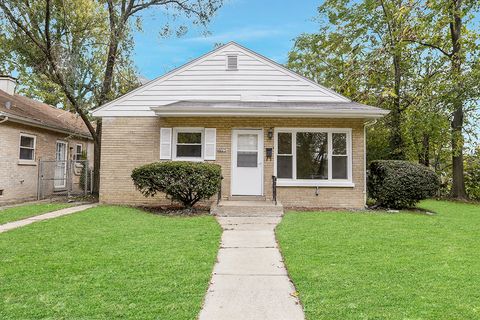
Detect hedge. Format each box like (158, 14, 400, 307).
(368, 160, 440, 209)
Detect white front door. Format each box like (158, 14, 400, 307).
(231, 129, 263, 196)
(54, 141, 67, 189)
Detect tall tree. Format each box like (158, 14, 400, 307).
(288, 0, 479, 199)
(0, 0, 223, 194)
(407, 0, 480, 198)
(288, 0, 419, 160)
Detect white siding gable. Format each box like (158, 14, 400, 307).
(92, 42, 350, 117)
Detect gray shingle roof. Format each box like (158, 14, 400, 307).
(0, 89, 92, 138)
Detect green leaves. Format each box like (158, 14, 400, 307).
(464, 148, 480, 201)
(368, 160, 441, 209)
(288, 0, 480, 197)
(131, 161, 222, 208)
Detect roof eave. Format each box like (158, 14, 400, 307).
(150, 106, 390, 119)
(0, 111, 92, 139)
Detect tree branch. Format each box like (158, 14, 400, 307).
(404, 39, 453, 57)
(0, 3, 47, 54)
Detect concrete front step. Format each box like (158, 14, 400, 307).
(228, 195, 266, 201)
(211, 200, 284, 217)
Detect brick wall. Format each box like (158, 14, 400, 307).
(0, 121, 93, 204)
(100, 117, 366, 209)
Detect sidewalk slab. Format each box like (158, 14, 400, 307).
(221, 230, 276, 248)
(214, 248, 286, 276)
(200, 213, 305, 319)
(217, 217, 282, 231)
(217, 217, 282, 225)
(0, 204, 97, 233)
(199, 274, 304, 320)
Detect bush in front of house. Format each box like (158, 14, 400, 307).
(368, 160, 440, 209)
(465, 153, 480, 201)
(131, 161, 222, 208)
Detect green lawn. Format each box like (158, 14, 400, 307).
(0, 206, 221, 319)
(0, 202, 73, 225)
(277, 200, 480, 319)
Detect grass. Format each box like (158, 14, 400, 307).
(0, 206, 221, 319)
(276, 200, 480, 319)
(0, 202, 73, 225)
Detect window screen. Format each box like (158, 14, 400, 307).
(276, 132, 293, 178)
(19, 135, 35, 160)
(332, 133, 348, 179)
(176, 131, 202, 158)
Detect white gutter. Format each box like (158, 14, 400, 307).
(0, 111, 92, 139)
(363, 119, 378, 207)
(151, 106, 390, 119)
(0, 116, 8, 124)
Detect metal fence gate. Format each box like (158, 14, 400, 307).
(37, 160, 92, 200)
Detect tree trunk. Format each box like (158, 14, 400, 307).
(449, 0, 467, 199)
(389, 52, 405, 160)
(379, 0, 405, 160)
(451, 106, 466, 198)
(419, 133, 430, 167)
(91, 23, 120, 196)
(92, 120, 102, 195)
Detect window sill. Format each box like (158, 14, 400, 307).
(172, 157, 204, 162)
(277, 180, 355, 188)
(18, 160, 37, 166)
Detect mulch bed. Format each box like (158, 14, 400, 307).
(137, 205, 211, 216)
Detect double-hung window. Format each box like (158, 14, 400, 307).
(74, 144, 83, 161)
(19, 134, 36, 161)
(332, 133, 348, 179)
(275, 129, 353, 186)
(276, 132, 294, 178)
(160, 127, 216, 161)
(173, 128, 203, 160)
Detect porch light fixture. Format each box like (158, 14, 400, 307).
(267, 128, 273, 140)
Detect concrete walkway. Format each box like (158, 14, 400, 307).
(198, 216, 305, 320)
(0, 203, 97, 233)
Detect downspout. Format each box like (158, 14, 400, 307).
(364, 119, 377, 207)
(0, 116, 9, 124)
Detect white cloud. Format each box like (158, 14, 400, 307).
(183, 26, 284, 44)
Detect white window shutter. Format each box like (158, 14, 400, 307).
(204, 128, 216, 160)
(160, 128, 172, 160)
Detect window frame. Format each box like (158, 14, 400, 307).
(19, 133, 36, 162)
(74, 143, 83, 161)
(172, 128, 204, 161)
(274, 128, 354, 187)
(276, 132, 294, 179)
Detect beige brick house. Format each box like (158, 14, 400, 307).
(0, 76, 93, 204)
(92, 42, 388, 209)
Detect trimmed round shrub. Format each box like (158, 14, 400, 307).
(368, 160, 440, 209)
(131, 161, 222, 208)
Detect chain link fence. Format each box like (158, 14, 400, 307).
(37, 160, 92, 200)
